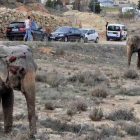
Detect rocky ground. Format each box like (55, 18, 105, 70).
(0, 41, 140, 140)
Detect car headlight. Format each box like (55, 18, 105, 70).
(58, 34, 64, 37)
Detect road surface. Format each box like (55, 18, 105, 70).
(0, 38, 127, 46)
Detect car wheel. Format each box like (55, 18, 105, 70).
(119, 36, 123, 41)
(9, 38, 14, 41)
(42, 35, 48, 42)
(30, 34, 34, 41)
(84, 38, 88, 43)
(95, 37, 99, 43)
(64, 36, 68, 42)
(124, 35, 127, 40)
(80, 37, 84, 43)
(106, 37, 109, 41)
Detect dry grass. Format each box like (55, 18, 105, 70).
(46, 70, 64, 87)
(118, 87, 140, 96)
(123, 69, 138, 79)
(67, 109, 76, 116)
(36, 70, 64, 87)
(106, 108, 135, 121)
(89, 107, 103, 121)
(117, 121, 140, 136)
(136, 100, 140, 104)
(55, 47, 65, 56)
(14, 113, 26, 121)
(68, 70, 108, 86)
(90, 85, 108, 98)
(123, 123, 140, 136)
(35, 72, 47, 83)
(40, 118, 81, 133)
(67, 100, 87, 116)
(100, 126, 119, 137)
(85, 125, 123, 140)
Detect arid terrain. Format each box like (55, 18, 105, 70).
(0, 41, 140, 140)
(0, 1, 140, 140)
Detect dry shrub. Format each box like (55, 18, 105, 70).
(35, 72, 47, 83)
(90, 85, 108, 98)
(76, 100, 88, 111)
(14, 113, 26, 121)
(100, 126, 119, 137)
(123, 123, 140, 136)
(67, 100, 87, 116)
(45, 102, 55, 110)
(118, 87, 140, 96)
(136, 100, 140, 104)
(55, 47, 65, 56)
(106, 108, 135, 121)
(89, 107, 103, 121)
(85, 125, 123, 140)
(117, 121, 140, 136)
(36, 70, 64, 87)
(67, 109, 76, 116)
(68, 70, 108, 86)
(40, 118, 81, 133)
(124, 69, 138, 79)
(46, 70, 64, 87)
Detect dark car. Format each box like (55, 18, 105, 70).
(6, 21, 48, 41)
(50, 26, 84, 42)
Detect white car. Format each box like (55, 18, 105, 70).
(106, 24, 127, 41)
(80, 29, 99, 43)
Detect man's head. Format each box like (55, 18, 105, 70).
(28, 16, 30, 19)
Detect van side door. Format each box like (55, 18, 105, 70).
(122, 26, 127, 39)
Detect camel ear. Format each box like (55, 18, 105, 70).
(0, 59, 8, 83)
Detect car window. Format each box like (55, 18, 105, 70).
(108, 26, 120, 31)
(55, 27, 71, 33)
(88, 30, 92, 34)
(70, 28, 75, 34)
(9, 22, 24, 28)
(92, 30, 95, 34)
(122, 26, 125, 30)
(90, 30, 93, 34)
(31, 22, 36, 30)
(80, 30, 88, 34)
(74, 28, 81, 34)
(34, 22, 40, 29)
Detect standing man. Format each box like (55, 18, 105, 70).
(106, 22, 108, 30)
(106, 22, 108, 37)
(24, 16, 31, 41)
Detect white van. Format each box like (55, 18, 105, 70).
(106, 24, 127, 41)
(122, 7, 134, 13)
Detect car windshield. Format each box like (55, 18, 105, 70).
(9, 22, 25, 28)
(108, 26, 120, 31)
(80, 30, 88, 34)
(54, 27, 70, 33)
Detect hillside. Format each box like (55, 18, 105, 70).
(64, 11, 106, 31)
(130, 0, 138, 4)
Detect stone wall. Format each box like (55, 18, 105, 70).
(0, 7, 81, 38)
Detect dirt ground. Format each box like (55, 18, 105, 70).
(0, 41, 140, 140)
